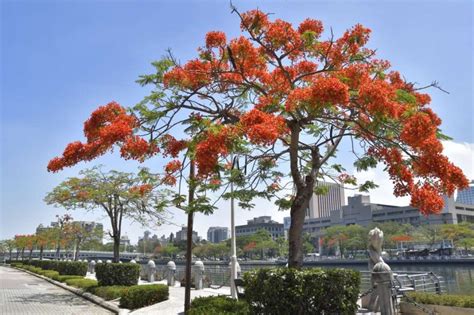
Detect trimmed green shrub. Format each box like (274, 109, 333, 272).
(53, 275, 84, 282)
(243, 268, 360, 315)
(119, 284, 169, 310)
(406, 292, 474, 308)
(56, 261, 87, 276)
(95, 263, 140, 286)
(188, 296, 250, 315)
(10, 262, 23, 268)
(27, 260, 87, 276)
(65, 278, 98, 290)
(90, 286, 130, 301)
(38, 270, 60, 279)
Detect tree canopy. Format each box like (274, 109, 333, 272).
(47, 8, 468, 268)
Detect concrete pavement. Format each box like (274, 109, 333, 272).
(0, 266, 112, 315)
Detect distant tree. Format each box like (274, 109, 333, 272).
(45, 167, 169, 262)
(413, 224, 442, 249)
(63, 222, 103, 260)
(0, 239, 15, 260)
(441, 222, 474, 251)
(158, 244, 180, 259)
(35, 229, 57, 260)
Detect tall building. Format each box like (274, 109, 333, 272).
(236, 216, 284, 240)
(456, 181, 474, 205)
(306, 181, 345, 218)
(303, 194, 474, 239)
(207, 226, 229, 243)
(175, 226, 199, 242)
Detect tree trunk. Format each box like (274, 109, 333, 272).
(56, 243, 61, 259)
(113, 236, 120, 263)
(9, 249, 13, 261)
(184, 161, 196, 313)
(16, 249, 19, 260)
(29, 249, 33, 260)
(287, 175, 315, 268)
(40, 246, 44, 260)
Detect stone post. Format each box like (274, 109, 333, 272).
(147, 260, 156, 283)
(89, 260, 96, 274)
(97, 260, 103, 264)
(194, 260, 205, 290)
(229, 261, 242, 278)
(167, 261, 176, 286)
(106, 259, 112, 263)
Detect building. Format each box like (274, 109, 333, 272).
(236, 216, 284, 240)
(207, 227, 229, 243)
(306, 181, 345, 218)
(456, 181, 474, 205)
(303, 194, 474, 239)
(175, 226, 199, 243)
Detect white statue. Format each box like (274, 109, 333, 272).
(367, 227, 395, 314)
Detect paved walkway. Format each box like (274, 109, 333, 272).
(0, 266, 112, 315)
(130, 281, 230, 315)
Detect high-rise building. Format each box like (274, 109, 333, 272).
(306, 181, 345, 218)
(207, 227, 229, 243)
(236, 216, 284, 240)
(175, 226, 199, 242)
(456, 181, 474, 205)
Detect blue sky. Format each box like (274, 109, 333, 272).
(1, 0, 473, 244)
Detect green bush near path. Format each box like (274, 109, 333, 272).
(90, 286, 130, 301)
(406, 292, 474, 308)
(243, 267, 360, 315)
(95, 263, 140, 286)
(52, 275, 84, 282)
(119, 284, 169, 310)
(65, 278, 98, 290)
(188, 296, 250, 315)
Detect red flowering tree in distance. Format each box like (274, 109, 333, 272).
(48, 8, 468, 271)
(45, 167, 170, 262)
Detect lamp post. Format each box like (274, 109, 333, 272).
(230, 155, 238, 299)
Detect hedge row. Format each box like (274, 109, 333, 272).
(189, 296, 250, 315)
(91, 286, 130, 301)
(119, 284, 169, 310)
(243, 268, 360, 315)
(95, 263, 140, 286)
(406, 292, 474, 308)
(27, 260, 87, 276)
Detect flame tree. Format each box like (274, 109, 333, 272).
(47, 8, 468, 271)
(45, 167, 169, 262)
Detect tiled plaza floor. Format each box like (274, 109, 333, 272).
(0, 266, 112, 315)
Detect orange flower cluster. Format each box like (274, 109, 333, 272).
(161, 134, 188, 158)
(205, 31, 226, 48)
(165, 159, 182, 174)
(195, 126, 238, 176)
(391, 235, 413, 242)
(359, 79, 400, 118)
(48, 102, 157, 172)
(240, 109, 288, 145)
(163, 59, 212, 90)
(129, 184, 153, 196)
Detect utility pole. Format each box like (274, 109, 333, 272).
(230, 155, 238, 299)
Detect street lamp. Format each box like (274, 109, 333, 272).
(230, 155, 239, 299)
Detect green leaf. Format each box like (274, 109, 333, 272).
(359, 180, 379, 192)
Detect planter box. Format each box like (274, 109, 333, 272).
(400, 301, 474, 315)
